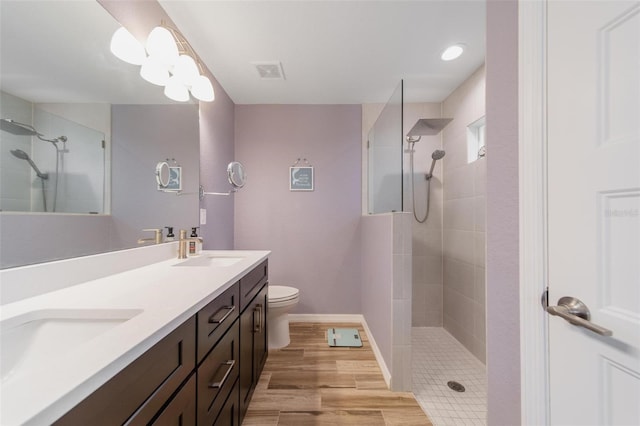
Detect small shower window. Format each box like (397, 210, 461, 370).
(467, 116, 486, 163)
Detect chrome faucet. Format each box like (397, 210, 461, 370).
(177, 229, 203, 259)
(137, 228, 163, 245)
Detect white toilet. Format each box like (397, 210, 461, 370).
(267, 285, 300, 349)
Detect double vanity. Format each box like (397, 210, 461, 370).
(0, 245, 270, 425)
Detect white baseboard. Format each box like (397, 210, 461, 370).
(360, 318, 391, 388)
(288, 313, 363, 323)
(288, 313, 391, 388)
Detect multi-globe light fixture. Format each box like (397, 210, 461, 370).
(110, 24, 215, 102)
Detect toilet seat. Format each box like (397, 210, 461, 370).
(269, 285, 299, 303)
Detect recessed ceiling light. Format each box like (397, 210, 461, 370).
(441, 44, 465, 61)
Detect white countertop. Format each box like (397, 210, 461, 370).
(0, 248, 270, 425)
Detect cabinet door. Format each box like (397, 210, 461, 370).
(253, 285, 268, 381)
(239, 296, 255, 421)
(239, 284, 268, 423)
(150, 374, 196, 425)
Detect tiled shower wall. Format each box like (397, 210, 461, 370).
(442, 66, 487, 362)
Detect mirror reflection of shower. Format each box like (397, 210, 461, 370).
(405, 118, 452, 223)
(10, 149, 50, 211)
(2, 118, 67, 212)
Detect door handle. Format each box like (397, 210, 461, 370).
(546, 296, 613, 336)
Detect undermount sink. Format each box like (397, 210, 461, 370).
(0, 308, 142, 383)
(174, 255, 244, 267)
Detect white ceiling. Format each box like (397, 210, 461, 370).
(160, 0, 486, 104)
(0, 1, 176, 105)
(0, 1, 485, 107)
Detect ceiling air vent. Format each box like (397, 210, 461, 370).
(251, 61, 285, 80)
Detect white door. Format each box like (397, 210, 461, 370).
(547, 1, 640, 425)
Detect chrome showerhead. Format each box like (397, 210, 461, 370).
(406, 118, 453, 143)
(1, 118, 67, 144)
(427, 149, 446, 180)
(1, 118, 40, 137)
(432, 150, 446, 160)
(10, 149, 48, 179)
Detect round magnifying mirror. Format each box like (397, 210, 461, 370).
(155, 161, 170, 188)
(227, 161, 246, 189)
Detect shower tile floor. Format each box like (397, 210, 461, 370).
(412, 327, 487, 426)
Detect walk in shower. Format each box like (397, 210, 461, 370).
(365, 69, 488, 425)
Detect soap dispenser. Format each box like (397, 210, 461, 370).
(189, 227, 202, 256)
(165, 226, 175, 241)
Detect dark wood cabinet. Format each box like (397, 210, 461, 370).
(213, 379, 240, 426)
(239, 260, 268, 311)
(53, 260, 267, 426)
(54, 317, 196, 426)
(150, 373, 196, 425)
(197, 283, 239, 363)
(239, 283, 268, 424)
(197, 318, 240, 425)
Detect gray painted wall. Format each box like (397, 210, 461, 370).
(199, 91, 236, 249)
(0, 214, 112, 269)
(233, 104, 362, 314)
(110, 104, 200, 249)
(486, 0, 521, 423)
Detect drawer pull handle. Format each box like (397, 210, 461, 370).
(208, 360, 235, 389)
(208, 305, 236, 324)
(253, 304, 263, 333)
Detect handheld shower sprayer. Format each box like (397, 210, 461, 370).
(405, 117, 452, 223)
(426, 150, 446, 180)
(10, 149, 48, 179)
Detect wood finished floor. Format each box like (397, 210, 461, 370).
(243, 322, 433, 426)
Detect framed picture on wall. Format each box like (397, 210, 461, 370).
(290, 166, 314, 191)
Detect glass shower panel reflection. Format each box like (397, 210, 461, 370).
(33, 108, 106, 213)
(368, 81, 403, 214)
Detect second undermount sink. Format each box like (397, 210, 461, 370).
(173, 255, 244, 267)
(0, 308, 143, 384)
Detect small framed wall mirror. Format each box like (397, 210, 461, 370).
(156, 161, 170, 188)
(200, 161, 246, 199)
(227, 161, 246, 190)
(156, 161, 182, 192)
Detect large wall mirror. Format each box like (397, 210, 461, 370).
(0, 1, 200, 268)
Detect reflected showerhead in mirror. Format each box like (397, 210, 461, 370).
(1, 118, 40, 137)
(405, 118, 453, 143)
(1, 118, 67, 144)
(432, 149, 446, 160)
(10, 149, 48, 179)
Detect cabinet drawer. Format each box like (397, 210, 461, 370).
(54, 317, 196, 426)
(197, 282, 239, 362)
(212, 378, 239, 426)
(150, 373, 196, 425)
(240, 260, 268, 311)
(197, 318, 240, 426)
